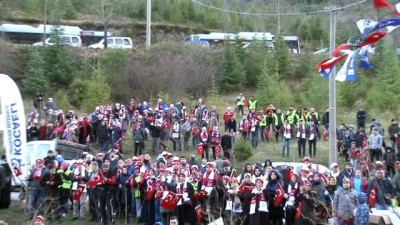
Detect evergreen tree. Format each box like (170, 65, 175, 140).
(22, 50, 50, 96)
(42, 27, 75, 87)
(257, 58, 291, 108)
(83, 69, 111, 112)
(274, 36, 292, 79)
(218, 45, 245, 93)
(367, 40, 400, 113)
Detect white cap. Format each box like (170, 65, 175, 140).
(330, 162, 339, 168)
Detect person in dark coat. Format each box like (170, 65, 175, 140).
(208, 178, 229, 221)
(97, 120, 109, 153)
(0, 156, 12, 209)
(40, 163, 63, 220)
(295, 180, 317, 225)
(266, 171, 284, 225)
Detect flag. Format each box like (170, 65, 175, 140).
(231, 169, 237, 178)
(359, 45, 373, 70)
(194, 190, 207, 200)
(146, 180, 156, 200)
(214, 145, 221, 155)
(73, 184, 85, 200)
(13, 166, 22, 176)
(195, 205, 203, 225)
(295, 202, 302, 220)
(356, 19, 378, 35)
(369, 184, 377, 207)
(358, 31, 387, 47)
(88, 172, 104, 188)
(320, 172, 329, 186)
(374, 0, 392, 8)
(239, 182, 253, 194)
(320, 66, 333, 79)
(369, 18, 400, 35)
(273, 183, 285, 207)
(285, 168, 292, 182)
(196, 144, 204, 156)
(139, 170, 148, 185)
(155, 182, 164, 199)
(315, 54, 348, 73)
(336, 49, 358, 82)
(332, 44, 350, 57)
(160, 191, 180, 210)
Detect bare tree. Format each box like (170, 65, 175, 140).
(92, 0, 117, 49)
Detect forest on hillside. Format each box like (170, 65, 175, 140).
(1, 0, 400, 116)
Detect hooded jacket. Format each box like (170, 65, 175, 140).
(355, 193, 369, 225)
(333, 187, 358, 219)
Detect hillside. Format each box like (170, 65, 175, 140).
(0, 0, 386, 48)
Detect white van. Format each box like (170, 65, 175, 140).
(32, 35, 82, 47)
(89, 37, 133, 49)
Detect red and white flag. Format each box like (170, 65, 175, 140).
(239, 182, 253, 194)
(320, 172, 329, 186)
(73, 184, 85, 200)
(13, 166, 22, 176)
(295, 202, 302, 220)
(155, 181, 164, 199)
(332, 43, 350, 57)
(315, 54, 348, 72)
(195, 205, 202, 225)
(358, 31, 387, 47)
(160, 191, 180, 210)
(146, 180, 156, 200)
(369, 184, 377, 207)
(88, 172, 104, 188)
(273, 183, 285, 207)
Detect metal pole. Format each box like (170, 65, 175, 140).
(146, 0, 151, 49)
(43, 0, 48, 46)
(277, 1, 281, 35)
(328, 8, 337, 166)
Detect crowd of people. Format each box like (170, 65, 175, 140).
(18, 94, 400, 225)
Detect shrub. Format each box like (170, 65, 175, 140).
(233, 138, 253, 162)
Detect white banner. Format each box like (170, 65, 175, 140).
(0, 74, 27, 179)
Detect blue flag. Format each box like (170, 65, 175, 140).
(320, 67, 332, 79)
(363, 18, 400, 38)
(359, 46, 373, 70)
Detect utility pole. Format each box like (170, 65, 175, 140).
(146, 0, 151, 49)
(43, 0, 48, 46)
(277, 1, 281, 35)
(328, 7, 337, 166)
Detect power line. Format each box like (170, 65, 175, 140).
(191, 0, 369, 17)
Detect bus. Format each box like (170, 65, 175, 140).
(185, 32, 300, 53)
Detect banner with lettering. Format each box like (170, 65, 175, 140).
(0, 74, 27, 183)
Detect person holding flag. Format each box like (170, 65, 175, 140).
(39, 163, 63, 220)
(284, 173, 300, 225)
(27, 159, 48, 220)
(173, 172, 196, 225)
(249, 177, 269, 225)
(71, 160, 89, 220)
(266, 170, 284, 225)
(367, 169, 393, 210)
(295, 180, 317, 225)
(226, 177, 244, 223)
(87, 161, 103, 222)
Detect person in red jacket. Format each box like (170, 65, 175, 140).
(223, 107, 234, 132)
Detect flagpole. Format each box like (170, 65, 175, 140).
(328, 7, 337, 167)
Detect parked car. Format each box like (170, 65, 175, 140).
(32, 35, 82, 47)
(88, 37, 133, 49)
